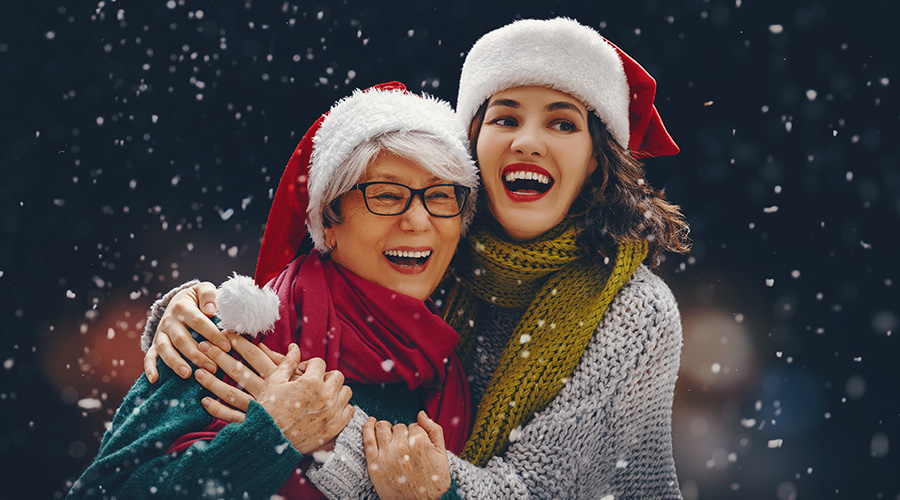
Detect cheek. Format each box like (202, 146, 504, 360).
(475, 132, 502, 169)
(440, 220, 462, 243)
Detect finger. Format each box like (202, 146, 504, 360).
(323, 369, 345, 392)
(164, 321, 217, 374)
(339, 404, 355, 429)
(143, 345, 159, 383)
(170, 296, 230, 353)
(201, 397, 246, 423)
(271, 343, 301, 383)
(195, 369, 252, 411)
(258, 342, 286, 365)
(392, 423, 409, 444)
(363, 417, 379, 460)
(374, 420, 393, 448)
(407, 423, 429, 450)
(156, 332, 192, 379)
(226, 333, 277, 378)
(200, 342, 265, 396)
(418, 411, 446, 449)
(195, 281, 218, 316)
(337, 385, 353, 407)
(301, 357, 327, 380)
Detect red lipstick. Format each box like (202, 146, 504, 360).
(500, 163, 554, 202)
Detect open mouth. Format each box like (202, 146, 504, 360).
(502, 165, 554, 196)
(383, 249, 432, 267)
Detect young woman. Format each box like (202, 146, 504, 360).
(67, 83, 479, 500)
(141, 18, 690, 499)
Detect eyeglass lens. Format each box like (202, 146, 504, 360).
(361, 182, 466, 217)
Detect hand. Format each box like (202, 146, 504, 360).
(144, 281, 229, 383)
(363, 411, 451, 500)
(194, 337, 354, 454)
(195, 333, 311, 422)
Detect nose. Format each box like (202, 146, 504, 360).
(399, 194, 431, 232)
(510, 121, 546, 157)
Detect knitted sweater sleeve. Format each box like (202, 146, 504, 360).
(306, 266, 683, 500)
(66, 361, 301, 500)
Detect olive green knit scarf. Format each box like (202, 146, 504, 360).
(444, 218, 648, 466)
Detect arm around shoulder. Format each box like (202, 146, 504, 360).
(67, 362, 301, 500)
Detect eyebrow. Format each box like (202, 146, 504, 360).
(546, 101, 585, 119)
(364, 172, 443, 184)
(487, 98, 519, 109)
(488, 98, 585, 119)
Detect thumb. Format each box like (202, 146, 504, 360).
(418, 411, 445, 449)
(272, 343, 300, 382)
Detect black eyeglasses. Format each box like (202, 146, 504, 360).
(350, 181, 471, 217)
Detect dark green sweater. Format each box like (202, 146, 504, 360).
(67, 360, 459, 499)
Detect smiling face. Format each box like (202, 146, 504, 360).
(475, 86, 598, 241)
(323, 153, 462, 301)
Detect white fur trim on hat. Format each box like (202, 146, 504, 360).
(306, 88, 477, 251)
(457, 17, 630, 148)
(216, 273, 280, 337)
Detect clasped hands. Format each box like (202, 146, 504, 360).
(146, 282, 451, 498)
(195, 337, 451, 499)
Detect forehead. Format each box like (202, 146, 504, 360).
(362, 153, 442, 184)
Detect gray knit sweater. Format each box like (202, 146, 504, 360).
(141, 266, 683, 499)
(304, 265, 684, 499)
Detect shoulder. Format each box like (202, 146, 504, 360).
(590, 265, 682, 361)
(616, 265, 679, 315)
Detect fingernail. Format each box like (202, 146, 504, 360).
(195, 369, 206, 380)
(204, 363, 216, 373)
(219, 340, 231, 352)
(199, 342, 210, 353)
(203, 303, 216, 315)
(201, 397, 211, 406)
(178, 365, 190, 378)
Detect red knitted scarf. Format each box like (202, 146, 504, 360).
(169, 250, 471, 498)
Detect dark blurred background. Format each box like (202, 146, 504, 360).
(1, 1, 897, 498)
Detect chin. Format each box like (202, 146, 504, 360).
(393, 282, 430, 301)
(495, 210, 560, 241)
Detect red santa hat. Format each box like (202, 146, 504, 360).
(254, 82, 477, 287)
(457, 17, 679, 158)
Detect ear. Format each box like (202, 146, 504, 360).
(584, 154, 600, 179)
(323, 225, 337, 251)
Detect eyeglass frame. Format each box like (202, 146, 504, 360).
(349, 181, 472, 218)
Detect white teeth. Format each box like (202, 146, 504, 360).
(384, 249, 432, 259)
(504, 171, 551, 184)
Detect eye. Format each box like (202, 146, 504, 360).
(372, 192, 404, 201)
(366, 184, 407, 201)
(426, 190, 452, 200)
(550, 120, 578, 132)
(487, 116, 518, 127)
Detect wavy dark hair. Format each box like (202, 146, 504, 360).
(468, 101, 691, 268)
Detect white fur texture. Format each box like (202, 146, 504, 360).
(216, 273, 280, 337)
(306, 88, 477, 251)
(457, 17, 630, 148)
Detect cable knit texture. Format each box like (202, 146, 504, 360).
(308, 265, 683, 499)
(442, 219, 647, 465)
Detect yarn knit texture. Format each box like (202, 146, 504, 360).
(443, 220, 647, 466)
(307, 265, 684, 499)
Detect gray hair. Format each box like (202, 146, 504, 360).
(318, 129, 478, 247)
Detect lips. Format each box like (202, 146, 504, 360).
(501, 163, 554, 202)
(383, 248, 432, 268)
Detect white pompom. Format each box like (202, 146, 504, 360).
(216, 273, 280, 337)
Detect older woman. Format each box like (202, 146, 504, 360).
(66, 83, 478, 500)
(140, 18, 689, 500)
